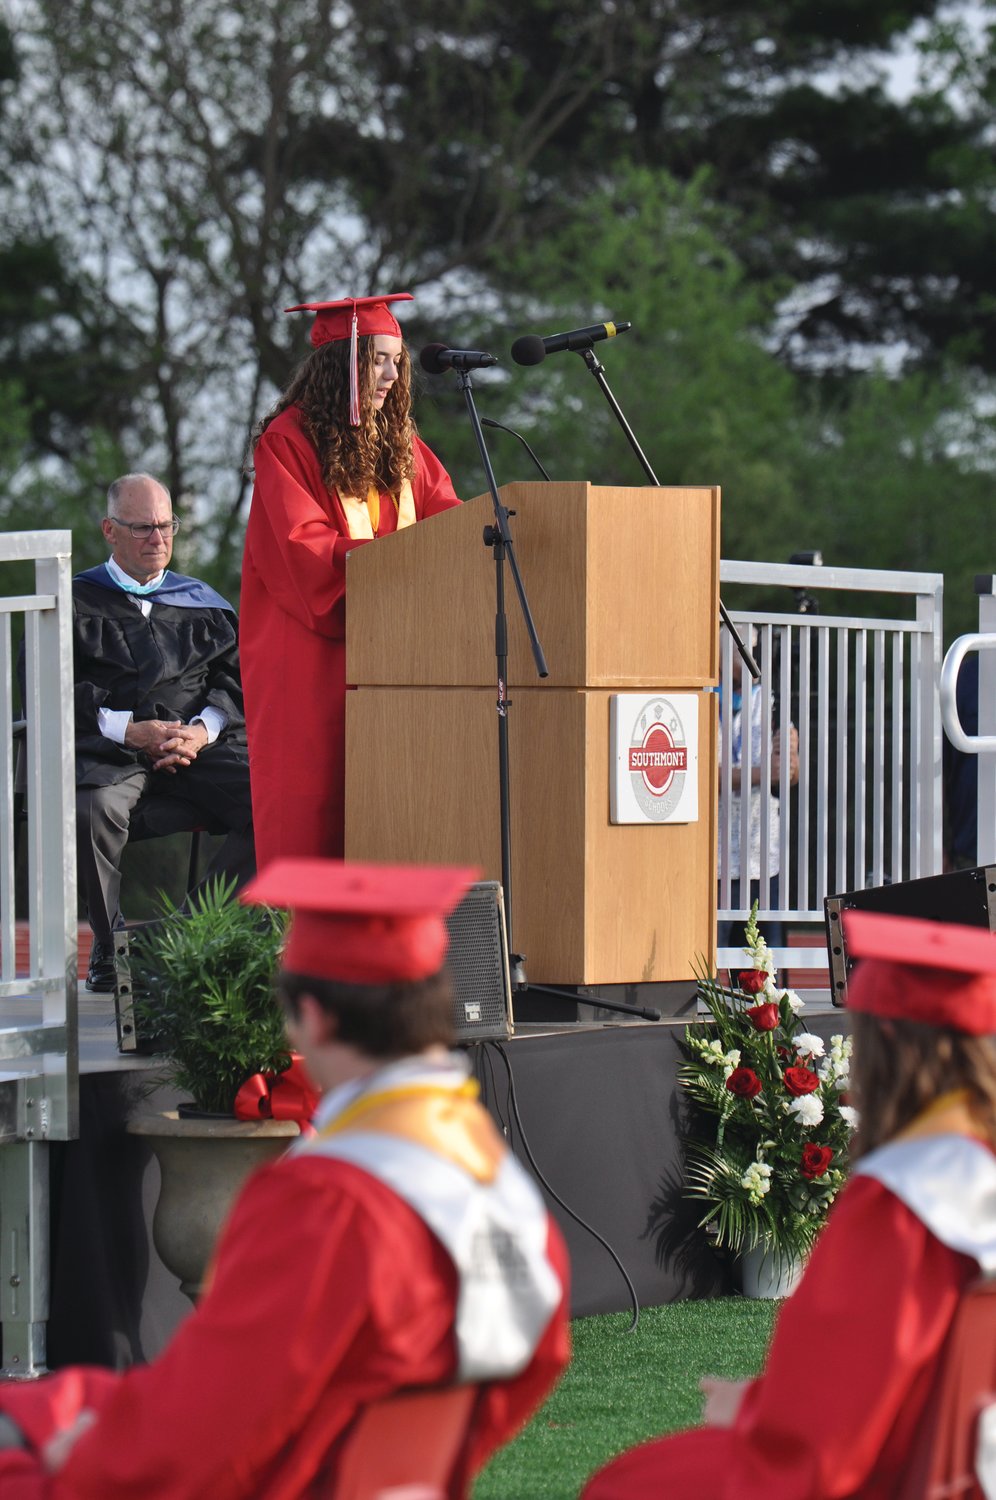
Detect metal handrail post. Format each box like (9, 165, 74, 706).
(0, 530, 77, 1377)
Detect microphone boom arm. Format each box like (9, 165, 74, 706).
(578, 346, 760, 682)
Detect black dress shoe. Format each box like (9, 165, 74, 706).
(86, 939, 118, 993)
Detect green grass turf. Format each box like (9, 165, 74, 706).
(472, 1296, 778, 1499)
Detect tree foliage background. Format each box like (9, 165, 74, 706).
(0, 0, 994, 635)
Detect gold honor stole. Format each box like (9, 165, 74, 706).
(339, 479, 416, 540)
(315, 1081, 503, 1184)
(302, 1079, 562, 1381)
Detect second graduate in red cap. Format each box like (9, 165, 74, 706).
(583, 910, 996, 1500)
(240, 293, 462, 867)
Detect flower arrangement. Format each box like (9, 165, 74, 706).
(681, 905, 856, 1268)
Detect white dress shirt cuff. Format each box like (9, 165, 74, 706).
(97, 707, 133, 745)
(190, 706, 226, 744)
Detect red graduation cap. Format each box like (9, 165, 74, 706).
(843, 909, 996, 1035)
(241, 857, 478, 985)
(284, 293, 414, 425)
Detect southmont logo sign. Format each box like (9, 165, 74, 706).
(610, 694, 699, 825)
(629, 735, 688, 783)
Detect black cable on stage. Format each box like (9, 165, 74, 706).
(487, 1039, 640, 1334)
(468, 1037, 510, 1138)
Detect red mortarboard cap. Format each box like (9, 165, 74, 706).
(284, 292, 414, 350)
(241, 858, 478, 985)
(284, 293, 413, 425)
(843, 910, 996, 1035)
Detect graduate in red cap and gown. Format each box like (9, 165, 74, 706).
(582, 911, 996, 1500)
(0, 860, 570, 1499)
(241, 293, 462, 868)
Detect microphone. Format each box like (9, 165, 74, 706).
(420, 343, 499, 374)
(480, 417, 551, 481)
(511, 320, 632, 366)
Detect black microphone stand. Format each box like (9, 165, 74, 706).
(578, 346, 760, 682)
(458, 373, 661, 1022)
(457, 370, 545, 982)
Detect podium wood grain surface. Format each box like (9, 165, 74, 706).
(345, 482, 720, 984)
(345, 686, 717, 983)
(346, 482, 720, 688)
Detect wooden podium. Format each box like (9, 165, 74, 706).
(344, 481, 719, 984)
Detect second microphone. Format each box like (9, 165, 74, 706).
(420, 343, 499, 374)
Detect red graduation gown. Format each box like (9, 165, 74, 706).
(581, 1171, 979, 1500)
(0, 1154, 569, 1499)
(240, 406, 461, 868)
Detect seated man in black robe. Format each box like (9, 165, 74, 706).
(74, 472, 255, 990)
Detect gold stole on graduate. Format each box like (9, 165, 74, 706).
(316, 1082, 504, 1185)
(339, 479, 416, 539)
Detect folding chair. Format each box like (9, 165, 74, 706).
(898, 1279, 996, 1500)
(332, 1385, 478, 1500)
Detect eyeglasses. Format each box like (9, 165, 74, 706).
(108, 517, 181, 538)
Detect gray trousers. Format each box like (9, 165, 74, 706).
(76, 744, 255, 943)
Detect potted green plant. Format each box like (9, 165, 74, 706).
(126, 877, 307, 1300)
(680, 906, 857, 1297)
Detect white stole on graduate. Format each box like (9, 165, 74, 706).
(856, 1133, 996, 1275)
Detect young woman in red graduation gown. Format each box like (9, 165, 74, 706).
(240, 293, 461, 868)
(582, 911, 996, 1500)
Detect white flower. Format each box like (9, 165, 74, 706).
(839, 1105, 860, 1129)
(788, 1094, 825, 1128)
(774, 986, 805, 1014)
(795, 1032, 825, 1059)
(698, 1039, 725, 1065)
(740, 1160, 773, 1204)
(828, 1034, 852, 1065)
(722, 1048, 741, 1079)
(744, 934, 775, 979)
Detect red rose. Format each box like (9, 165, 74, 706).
(725, 1067, 763, 1100)
(800, 1144, 834, 1179)
(738, 969, 768, 996)
(783, 1065, 820, 1096)
(746, 1001, 780, 1031)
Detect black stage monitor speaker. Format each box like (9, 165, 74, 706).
(445, 881, 513, 1040)
(825, 864, 996, 1007)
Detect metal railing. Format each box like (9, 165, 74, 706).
(940, 575, 996, 868)
(717, 560, 944, 977)
(0, 529, 78, 1376)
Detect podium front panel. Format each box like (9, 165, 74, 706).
(345, 685, 717, 984)
(346, 482, 719, 691)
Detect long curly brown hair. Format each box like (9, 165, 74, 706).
(850, 1010, 996, 1159)
(254, 336, 417, 497)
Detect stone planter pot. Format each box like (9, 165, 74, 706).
(739, 1243, 805, 1300)
(127, 1111, 299, 1301)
